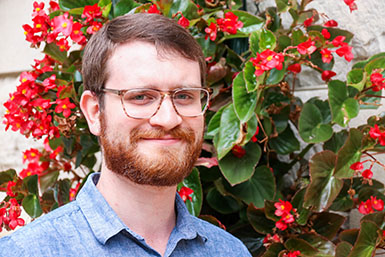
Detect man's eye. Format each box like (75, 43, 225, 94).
(124, 92, 157, 105)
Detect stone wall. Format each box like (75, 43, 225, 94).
(0, 0, 384, 236)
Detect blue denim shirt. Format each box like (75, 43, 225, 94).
(0, 173, 251, 257)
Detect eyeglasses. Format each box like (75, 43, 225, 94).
(102, 87, 211, 119)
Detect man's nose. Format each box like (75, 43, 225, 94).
(148, 95, 183, 130)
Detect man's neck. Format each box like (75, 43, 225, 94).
(96, 167, 177, 256)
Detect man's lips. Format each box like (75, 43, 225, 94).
(140, 137, 182, 145)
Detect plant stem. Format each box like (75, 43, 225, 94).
(287, 143, 314, 170)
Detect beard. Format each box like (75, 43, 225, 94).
(99, 114, 203, 186)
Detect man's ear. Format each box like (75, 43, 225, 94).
(80, 90, 101, 136)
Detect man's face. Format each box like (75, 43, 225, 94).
(99, 41, 204, 186)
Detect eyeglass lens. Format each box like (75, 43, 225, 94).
(121, 88, 209, 118)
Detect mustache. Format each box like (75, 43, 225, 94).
(130, 127, 195, 143)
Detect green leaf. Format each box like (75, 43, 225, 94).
(59, 0, 98, 10)
(22, 194, 43, 218)
(259, 29, 276, 51)
(113, 0, 140, 17)
(275, 0, 290, 12)
(219, 142, 261, 185)
(249, 30, 261, 56)
(291, 188, 311, 225)
(23, 175, 39, 196)
(285, 238, 318, 256)
(39, 171, 60, 193)
(231, 10, 264, 34)
(339, 229, 359, 246)
(347, 69, 366, 91)
(216, 104, 240, 160)
(206, 105, 226, 138)
(334, 129, 362, 179)
(263, 243, 285, 257)
(269, 125, 300, 155)
(307, 25, 354, 43)
(0, 169, 17, 185)
(169, 0, 199, 20)
(299, 102, 333, 143)
(308, 50, 335, 72)
(292, 29, 307, 45)
(298, 233, 336, 256)
(225, 166, 275, 207)
(335, 242, 353, 257)
(206, 187, 241, 214)
(361, 212, 385, 229)
(364, 56, 385, 74)
(311, 212, 346, 240)
(179, 168, 202, 216)
(324, 130, 348, 153)
(348, 221, 379, 257)
(55, 179, 71, 205)
(304, 151, 343, 212)
(244, 61, 257, 92)
(265, 65, 286, 85)
(43, 43, 69, 66)
(328, 80, 358, 126)
(247, 204, 275, 234)
(233, 72, 258, 123)
(271, 105, 289, 134)
(329, 182, 354, 212)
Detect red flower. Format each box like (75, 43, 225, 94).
(32, 2, 45, 17)
(369, 124, 382, 139)
(1, 199, 25, 230)
(263, 234, 281, 244)
(320, 48, 333, 64)
(297, 39, 316, 56)
(205, 23, 218, 41)
(336, 43, 354, 62)
(371, 196, 384, 211)
(195, 157, 218, 168)
(55, 98, 76, 117)
(358, 199, 373, 215)
(217, 12, 243, 35)
(274, 199, 293, 216)
(287, 63, 301, 74)
(177, 14, 190, 28)
(6, 181, 17, 197)
(321, 70, 336, 81)
(69, 183, 81, 201)
(70, 22, 87, 45)
(52, 12, 73, 37)
(232, 145, 246, 158)
(284, 250, 301, 257)
(303, 16, 313, 27)
(178, 186, 194, 202)
(344, 0, 357, 12)
(275, 219, 287, 230)
(81, 4, 102, 23)
(86, 21, 103, 34)
(332, 36, 346, 47)
(251, 126, 260, 142)
(350, 161, 363, 171)
(362, 169, 373, 179)
(147, 4, 160, 14)
(49, 146, 63, 159)
(370, 73, 385, 91)
(49, 1, 60, 12)
(42, 74, 57, 91)
(56, 38, 70, 52)
(23, 148, 41, 163)
(324, 20, 338, 27)
(281, 213, 295, 223)
(321, 29, 331, 40)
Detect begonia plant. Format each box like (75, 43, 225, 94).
(1, 0, 385, 256)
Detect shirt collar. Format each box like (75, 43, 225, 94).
(76, 173, 207, 245)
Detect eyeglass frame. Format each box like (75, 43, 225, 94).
(101, 87, 212, 119)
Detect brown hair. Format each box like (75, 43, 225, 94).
(82, 13, 206, 100)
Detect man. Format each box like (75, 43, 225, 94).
(0, 13, 251, 256)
